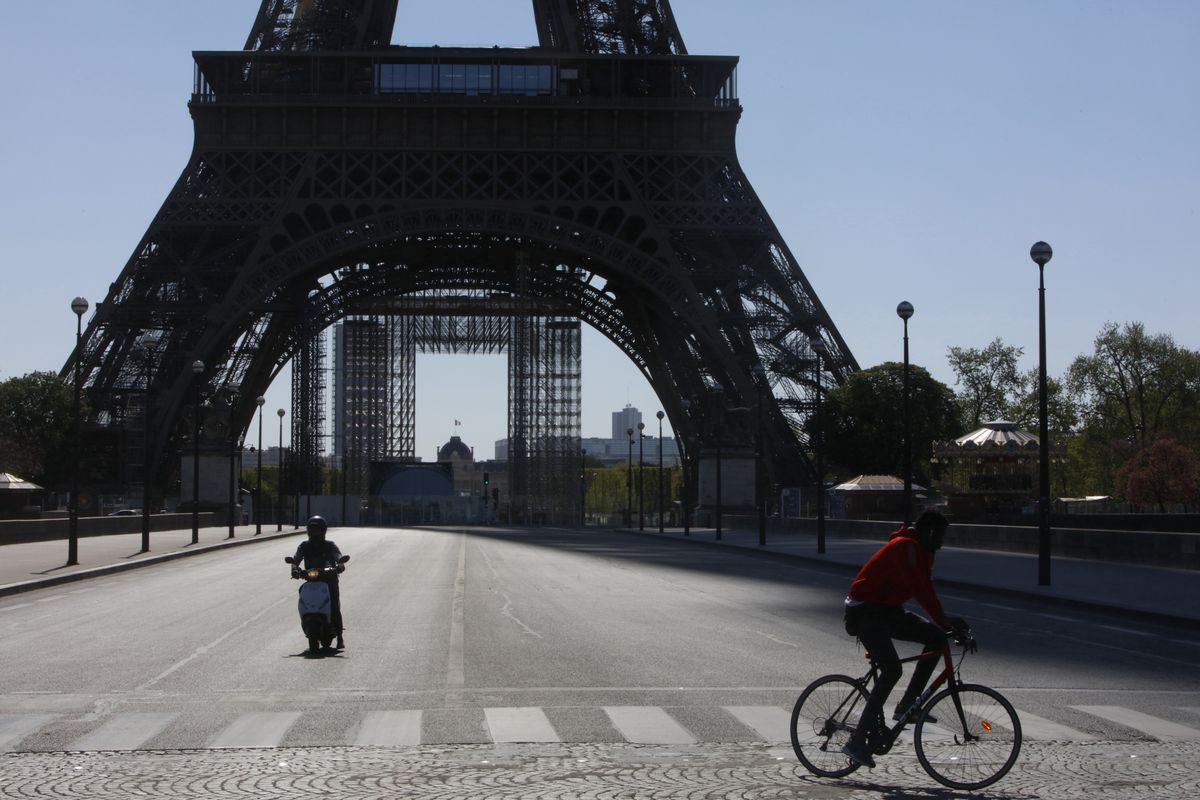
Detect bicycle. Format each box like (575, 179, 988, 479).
(790, 631, 1021, 790)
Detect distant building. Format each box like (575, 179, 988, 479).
(612, 404, 642, 440)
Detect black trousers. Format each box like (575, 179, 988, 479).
(843, 603, 946, 744)
(326, 577, 343, 635)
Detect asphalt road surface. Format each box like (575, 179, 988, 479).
(1, 526, 1197, 797)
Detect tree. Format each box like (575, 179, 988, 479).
(813, 363, 959, 485)
(1066, 322, 1200, 493)
(0, 371, 77, 487)
(946, 338, 1026, 430)
(1114, 437, 1200, 511)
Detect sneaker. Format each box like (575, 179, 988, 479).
(841, 739, 876, 769)
(336, 636, 345, 650)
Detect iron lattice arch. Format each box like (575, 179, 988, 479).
(64, 0, 857, 514)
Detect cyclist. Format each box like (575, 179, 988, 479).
(840, 509, 968, 768)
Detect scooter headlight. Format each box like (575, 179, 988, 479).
(306, 569, 320, 580)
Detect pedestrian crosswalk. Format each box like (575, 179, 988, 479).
(0, 703, 1197, 753)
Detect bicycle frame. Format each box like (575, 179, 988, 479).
(855, 644, 972, 750)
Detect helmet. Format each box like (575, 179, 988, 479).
(306, 515, 328, 540)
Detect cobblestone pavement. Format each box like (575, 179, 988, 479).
(0, 741, 1195, 799)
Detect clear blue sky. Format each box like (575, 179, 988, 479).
(2, 1, 1196, 458)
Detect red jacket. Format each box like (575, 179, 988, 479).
(847, 526, 947, 627)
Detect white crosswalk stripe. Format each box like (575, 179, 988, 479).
(0, 714, 56, 751)
(604, 706, 696, 744)
(209, 712, 303, 748)
(1005, 709, 1095, 741)
(484, 707, 560, 743)
(1071, 706, 1200, 741)
(68, 712, 177, 751)
(354, 710, 422, 746)
(724, 705, 791, 743)
(1, 703, 1195, 751)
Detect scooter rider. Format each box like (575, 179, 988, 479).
(291, 516, 346, 650)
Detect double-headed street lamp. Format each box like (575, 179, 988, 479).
(1031, 240, 1054, 585)
(810, 336, 828, 554)
(656, 410, 665, 533)
(255, 396, 265, 535)
(190, 359, 205, 545)
(896, 301, 915, 527)
(277, 408, 286, 532)
(67, 297, 89, 566)
(637, 422, 645, 530)
(626, 427, 634, 527)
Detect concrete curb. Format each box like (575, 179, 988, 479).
(601, 525, 1200, 632)
(0, 528, 306, 598)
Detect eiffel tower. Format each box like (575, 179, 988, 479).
(66, 0, 857, 521)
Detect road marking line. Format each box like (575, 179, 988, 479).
(724, 705, 790, 743)
(0, 715, 55, 751)
(604, 706, 696, 744)
(354, 710, 422, 746)
(1095, 625, 1152, 637)
(484, 707, 560, 743)
(1033, 613, 1078, 622)
(446, 534, 466, 695)
(1005, 710, 1095, 741)
(981, 603, 1019, 611)
(68, 713, 177, 751)
(1071, 706, 1200, 741)
(209, 712, 302, 748)
(0, 603, 33, 613)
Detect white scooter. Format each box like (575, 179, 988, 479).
(283, 554, 349, 654)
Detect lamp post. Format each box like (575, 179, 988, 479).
(254, 396, 265, 535)
(626, 427, 634, 528)
(637, 421, 645, 530)
(896, 301, 914, 527)
(137, 333, 159, 554)
(810, 336, 828, 554)
(1031, 240, 1054, 586)
(277, 408, 286, 532)
(227, 433, 237, 539)
(753, 365, 767, 546)
(67, 297, 88, 566)
(580, 448, 587, 527)
(714, 386, 724, 541)
(190, 359, 204, 545)
(656, 410, 664, 533)
(680, 399, 691, 537)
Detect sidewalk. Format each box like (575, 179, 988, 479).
(619, 524, 1200, 627)
(0, 524, 304, 597)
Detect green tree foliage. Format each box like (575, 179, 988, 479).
(1114, 437, 1200, 511)
(0, 371, 78, 487)
(1066, 322, 1200, 492)
(814, 362, 959, 485)
(584, 463, 680, 520)
(946, 337, 1026, 429)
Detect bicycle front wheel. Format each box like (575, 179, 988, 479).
(790, 674, 868, 778)
(914, 683, 1021, 790)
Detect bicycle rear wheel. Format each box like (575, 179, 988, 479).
(790, 674, 868, 778)
(914, 683, 1021, 790)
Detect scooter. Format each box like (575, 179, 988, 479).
(283, 554, 349, 654)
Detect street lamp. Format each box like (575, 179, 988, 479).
(1031, 240, 1054, 586)
(896, 301, 914, 527)
(626, 427, 634, 528)
(190, 359, 205, 545)
(277, 408, 286, 532)
(67, 296, 88, 566)
(656, 410, 665, 533)
(752, 365, 767, 546)
(810, 336, 828, 554)
(580, 448, 587, 527)
(714, 386, 725, 541)
(680, 399, 691, 537)
(137, 332, 160, 554)
(637, 422, 645, 531)
(255, 396, 265, 535)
